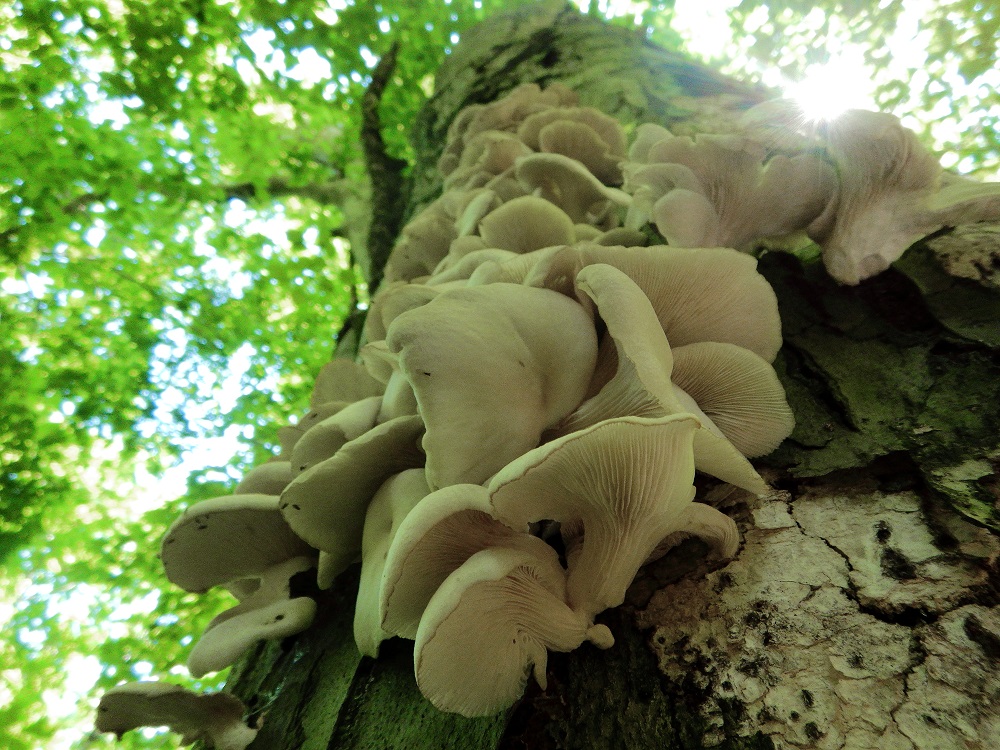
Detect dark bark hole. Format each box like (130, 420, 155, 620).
(875, 521, 892, 543)
(800, 689, 814, 708)
(804, 722, 823, 741)
(880, 547, 917, 580)
(540, 48, 559, 68)
(963, 614, 1000, 662)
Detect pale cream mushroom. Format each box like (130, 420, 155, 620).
(515, 152, 630, 225)
(414, 545, 613, 717)
(385, 283, 597, 488)
(234, 461, 293, 495)
(362, 281, 439, 343)
(279, 415, 425, 586)
(188, 556, 317, 677)
(809, 109, 1000, 284)
(477, 195, 577, 252)
(289, 395, 381, 476)
(379, 483, 540, 640)
(490, 414, 739, 618)
(160, 494, 313, 594)
(576, 244, 783, 362)
(354, 468, 431, 657)
(670, 341, 795, 458)
(632, 131, 836, 251)
(95, 682, 257, 750)
(557, 262, 770, 495)
(359, 343, 419, 424)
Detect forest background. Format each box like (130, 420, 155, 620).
(1, 0, 998, 748)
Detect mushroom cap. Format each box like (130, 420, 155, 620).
(234, 461, 293, 496)
(160, 494, 313, 593)
(414, 545, 613, 717)
(386, 283, 598, 488)
(477, 195, 576, 253)
(379, 483, 538, 640)
(489, 414, 705, 617)
(808, 109, 942, 284)
(560, 263, 769, 494)
(354, 468, 431, 657)
(310, 358, 384, 407)
(188, 595, 317, 678)
(514, 152, 630, 224)
(279, 415, 425, 580)
(290, 395, 382, 476)
(576, 244, 783, 362)
(95, 682, 257, 750)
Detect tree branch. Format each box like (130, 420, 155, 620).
(361, 40, 409, 294)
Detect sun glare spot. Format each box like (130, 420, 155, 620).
(785, 55, 878, 122)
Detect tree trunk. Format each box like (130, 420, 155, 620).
(227, 5, 1000, 749)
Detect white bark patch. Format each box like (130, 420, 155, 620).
(637, 483, 999, 749)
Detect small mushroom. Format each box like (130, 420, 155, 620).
(477, 195, 577, 252)
(515, 152, 630, 225)
(95, 681, 257, 750)
(234, 461, 293, 496)
(289, 395, 382, 476)
(160, 494, 313, 594)
(670, 341, 794, 458)
(279, 415, 425, 585)
(380, 483, 540, 640)
(188, 595, 317, 678)
(809, 109, 1000, 283)
(558, 263, 770, 494)
(187, 556, 317, 677)
(414, 545, 613, 717)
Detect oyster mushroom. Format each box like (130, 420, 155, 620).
(414, 545, 614, 717)
(385, 283, 597, 488)
(95, 682, 257, 750)
(490, 414, 738, 618)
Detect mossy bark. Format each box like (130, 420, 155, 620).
(228, 4, 1000, 749)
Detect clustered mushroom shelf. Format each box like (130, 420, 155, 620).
(94, 82, 1000, 747)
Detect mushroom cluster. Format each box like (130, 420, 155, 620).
(279, 83, 793, 716)
(123, 81, 1000, 736)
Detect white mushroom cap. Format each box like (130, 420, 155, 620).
(354, 469, 431, 657)
(379, 483, 540, 640)
(234, 461, 293, 496)
(188, 595, 317, 678)
(561, 263, 769, 494)
(95, 681, 257, 750)
(414, 545, 613, 717)
(188, 555, 317, 677)
(160, 494, 313, 593)
(477, 195, 577, 252)
(386, 283, 598, 488)
(490, 414, 726, 617)
(277, 400, 351, 458)
(576, 244, 783, 362)
(310, 358, 384, 407)
(279, 414, 425, 582)
(362, 282, 439, 344)
(808, 109, 1000, 284)
(515, 152, 630, 224)
(289, 395, 382, 476)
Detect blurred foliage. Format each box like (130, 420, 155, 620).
(0, 0, 997, 748)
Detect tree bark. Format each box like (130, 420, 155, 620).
(227, 5, 1000, 749)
